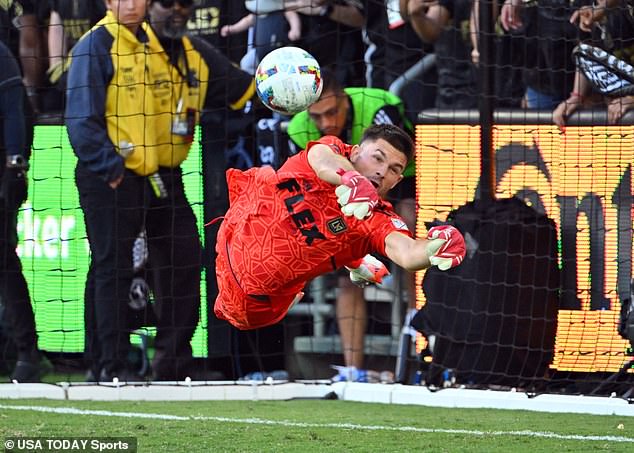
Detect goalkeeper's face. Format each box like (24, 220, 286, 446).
(350, 138, 406, 198)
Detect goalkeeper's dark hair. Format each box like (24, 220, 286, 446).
(361, 124, 414, 164)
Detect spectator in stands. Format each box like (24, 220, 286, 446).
(65, 0, 254, 382)
(552, 0, 634, 127)
(220, 1, 302, 71)
(365, 0, 437, 117)
(401, 0, 478, 109)
(0, 39, 49, 382)
(0, 2, 22, 52)
(186, 0, 253, 178)
(470, 0, 526, 107)
(214, 124, 466, 344)
(45, 0, 107, 112)
(499, 0, 591, 109)
(187, 1, 249, 64)
(285, 0, 366, 86)
(286, 70, 417, 375)
(0, 1, 46, 114)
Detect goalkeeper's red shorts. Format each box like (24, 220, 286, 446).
(213, 221, 298, 330)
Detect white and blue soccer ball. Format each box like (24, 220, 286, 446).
(255, 46, 322, 116)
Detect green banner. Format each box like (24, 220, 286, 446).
(17, 125, 207, 356)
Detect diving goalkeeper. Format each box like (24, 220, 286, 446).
(214, 124, 466, 329)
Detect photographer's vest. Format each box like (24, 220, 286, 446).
(99, 12, 209, 176)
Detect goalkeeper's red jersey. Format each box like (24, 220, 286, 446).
(214, 136, 411, 329)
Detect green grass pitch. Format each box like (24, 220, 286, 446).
(0, 399, 632, 452)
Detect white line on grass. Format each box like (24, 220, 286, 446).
(1, 404, 633, 443)
(0, 404, 187, 420)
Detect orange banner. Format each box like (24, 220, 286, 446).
(415, 124, 633, 372)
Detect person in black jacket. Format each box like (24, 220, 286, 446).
(402, 0, 478, 109)
(0, 40, 48, 382)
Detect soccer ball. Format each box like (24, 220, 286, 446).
(255, 47, 322, 116)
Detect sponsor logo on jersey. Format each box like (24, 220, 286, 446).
(327, 217, 347, 235)
(277, 178, 326, 245)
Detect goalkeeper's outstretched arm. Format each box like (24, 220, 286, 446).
(307, 142, 356, 185)
(385, 225, 466, 272)
(308, 142, 381, 220)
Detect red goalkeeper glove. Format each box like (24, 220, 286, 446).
(426, 225, 466, 271)
(345, 254, 390, 287)
(335, 169, 379, 220)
